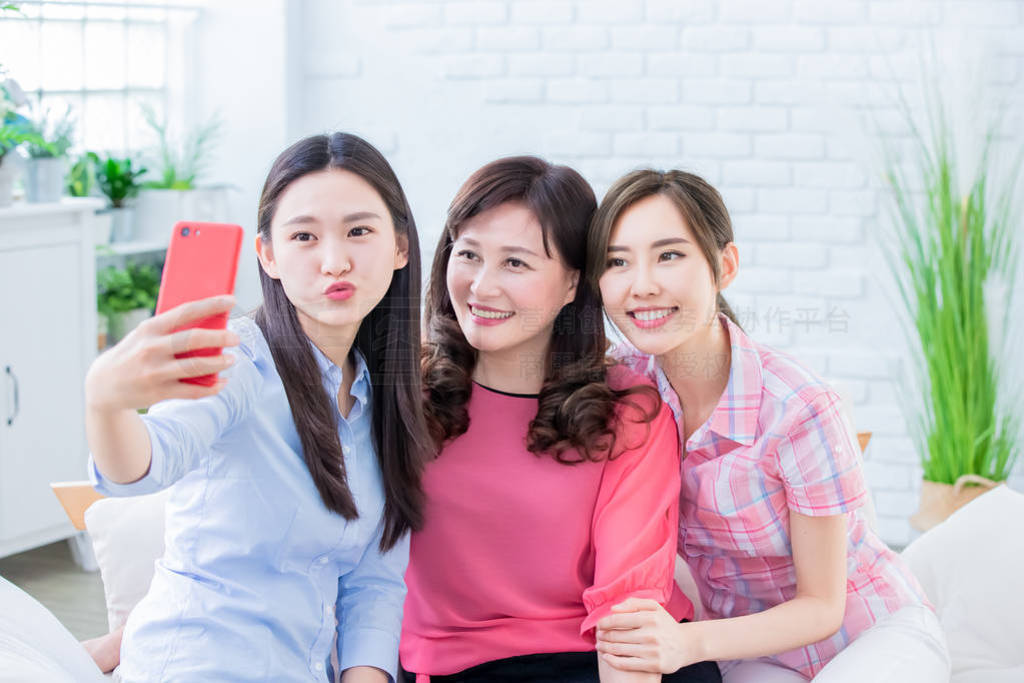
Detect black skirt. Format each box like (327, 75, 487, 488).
(400, 650, 721, 683)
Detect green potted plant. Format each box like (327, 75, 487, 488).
(97, 262, 161, 345)
(66, 151, 114, 243)
(23, 104, 74, 203)
(96, 156, 146, 242)
(67, 150, 99, 197)
(135, 104, 224, 242)
(881, 89, 1021, 531)
(1, 77, 48, 207)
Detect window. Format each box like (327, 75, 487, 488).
(0, 0, 201, 155)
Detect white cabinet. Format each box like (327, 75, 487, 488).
(0, 199, 102, 558)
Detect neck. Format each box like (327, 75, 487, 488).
(472, 332, 552, 396)
(657, 313, 732, 419)
(297, 312, 359, 380)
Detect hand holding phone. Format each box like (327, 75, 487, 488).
(85, 295, 239, 412)
(155, 221, 244, 386)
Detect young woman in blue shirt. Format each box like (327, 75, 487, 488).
(84, 132, 430, 682)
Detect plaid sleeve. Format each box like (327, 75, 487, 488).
(774, 390, 867, 516)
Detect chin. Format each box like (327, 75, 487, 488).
(462, 330, 507, 354)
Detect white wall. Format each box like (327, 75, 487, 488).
(193, 0, 294, 311)
(228, 0, 1024, 546)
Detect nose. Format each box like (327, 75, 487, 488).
(320, 236, 351, 277)
(469, 263, 501, 299)
(630, 262, 660, 299)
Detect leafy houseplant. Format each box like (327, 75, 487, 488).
(882, 90, 1021, 531)
(1, 77, 49, 206)
(97, 156, 146, 209)
(23, 104, 74, 202)
(97, 262, 161, 345)
(67, 151, 99, 198)
(140, 104, 222, 191)
(96, 156, 146, 242)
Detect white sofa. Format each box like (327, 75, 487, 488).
(2, 485, 1022, 682)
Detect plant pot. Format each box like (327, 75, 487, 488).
(93, 209, 114, 245)
(0, 155, 17, 208)
(135, 189, 191, 243)
(106, 307, 151, 346)
(25, 157, 66, 203)
(134, 186, 231, 243)
(108, 206, 136, 243)
(909, 474, 1002, 532)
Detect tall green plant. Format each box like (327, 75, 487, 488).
(882, 89, 1021, 485)
(140, 104, 221, 190)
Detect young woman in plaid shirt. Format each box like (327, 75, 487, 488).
(587, 170, 950, 683)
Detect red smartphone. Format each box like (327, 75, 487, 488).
(155, 221, 244, 386)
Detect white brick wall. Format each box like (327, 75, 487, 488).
(296, 0, 1024, 547)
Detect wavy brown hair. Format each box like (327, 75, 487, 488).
(422, 156, 659, 463)
(254, 132, 429, 552)
(588, 169, 740, 326)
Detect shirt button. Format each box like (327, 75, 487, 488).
(325, 605, 333, 615)
(318, 556, 328, 565)
(342, 445, 352, 455)
(314, 662, 324, 672)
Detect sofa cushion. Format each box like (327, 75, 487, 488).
(901, 485, 1024, 683)
(84, 489, 169, 632)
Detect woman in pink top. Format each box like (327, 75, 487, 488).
(400, 157, 721, 683)
(587, 170, 951, 683)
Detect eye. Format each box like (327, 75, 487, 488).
(292, 231, 315, 242)
(349, 226, 372, 237)
(455, 249, 478, 261)
(606, 257, 627, 268)
(506, 257, 529, 270)
(659, 251, 684, 262)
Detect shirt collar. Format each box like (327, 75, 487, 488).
(655, 313, 763, 449)
(308, 341, 372, 410)
(703, 313, 762, 447)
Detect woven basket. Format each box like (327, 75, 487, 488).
(909, 474, 1002, 532)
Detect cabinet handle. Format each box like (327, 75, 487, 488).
(5, 366, 18, 427)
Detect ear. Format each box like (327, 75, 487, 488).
(255, 234, 280, 280)
(718, 242, 739, 291)
(563, 269, 580, 307)
(393, 234, 409, 271)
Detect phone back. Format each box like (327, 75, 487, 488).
(155, 221, 243, 385)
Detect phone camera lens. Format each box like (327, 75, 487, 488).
(181, 227, 190, 237)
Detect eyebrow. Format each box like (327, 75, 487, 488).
(458, 236, 542, 258)
(282, 211, 383, 227)
(607, 237, 692, 252)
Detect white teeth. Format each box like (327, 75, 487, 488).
(470, 306, 514, 320)
(634, 308, 673, 321)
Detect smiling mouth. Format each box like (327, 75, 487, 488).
(627, 307, 677, 322)
(469, 304, 514, 320)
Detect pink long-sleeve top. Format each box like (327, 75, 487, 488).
(400, 365, 693, 677)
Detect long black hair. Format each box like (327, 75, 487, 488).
(254, 132, 429, 551)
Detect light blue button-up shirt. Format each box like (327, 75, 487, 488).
(89, 316, 408, 682)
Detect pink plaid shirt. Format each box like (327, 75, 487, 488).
(614, 314, 928, 679)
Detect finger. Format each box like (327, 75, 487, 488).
(150, 295, 235, 334)
(596, 627, 649, 645)
(597, 613, 651, 631)
(610, 598, 661, 613)
(597, 641, 649, 658)
(170, 353, 236, 380)
(164, 328, 241, 355)
(600, 653, 658, 673)
(163, 377, 229, 401)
